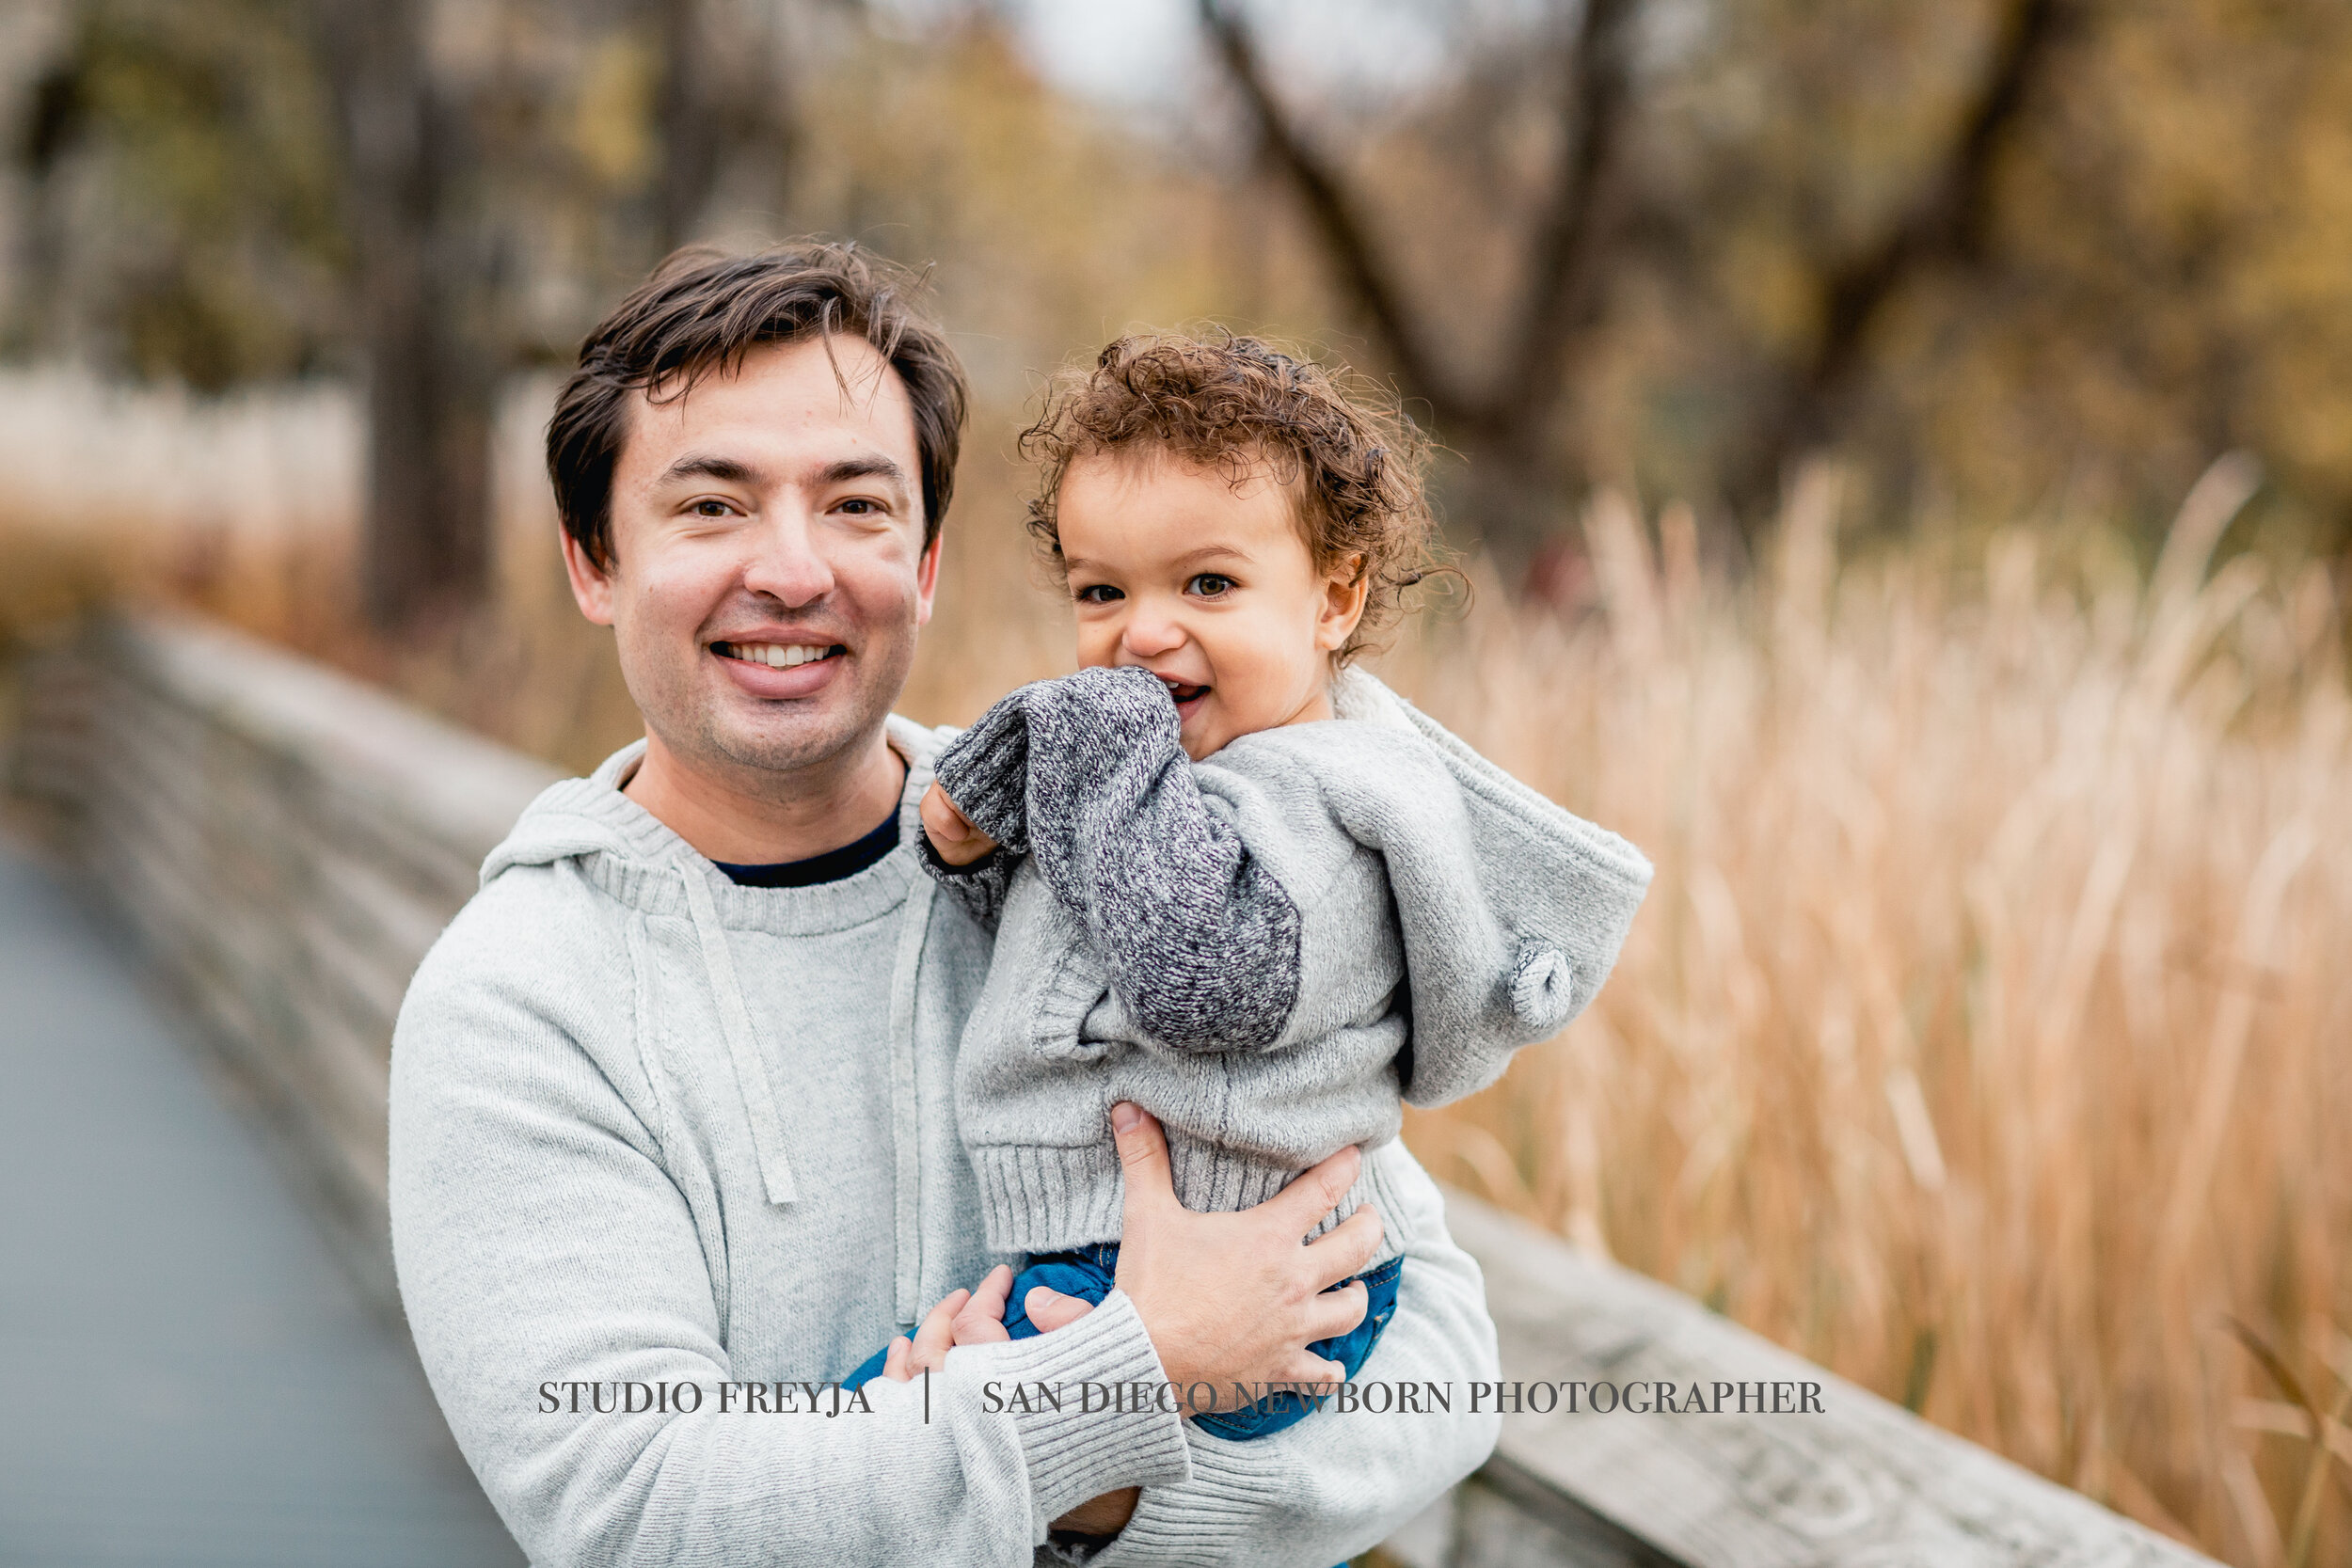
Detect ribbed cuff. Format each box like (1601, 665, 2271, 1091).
(917, 836, 1014, 929)
(933, 694, 1034, 851)
(969, 1139, 1419, 1260)
(949, 1288, 1192, 1537)
(1086, 1435, 1301, 1566)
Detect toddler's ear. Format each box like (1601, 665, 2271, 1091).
(1317, 554, 1370, 651)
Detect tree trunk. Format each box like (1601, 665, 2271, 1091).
(319, 0, 494, 631)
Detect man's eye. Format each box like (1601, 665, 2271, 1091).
(1073, 584, 1122, 605)
(837, 498, 878, 515)
(692, 499, 735, 517)
(1188, 573, 1236, 597)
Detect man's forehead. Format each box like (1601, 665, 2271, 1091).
(621, 335, 917, 470)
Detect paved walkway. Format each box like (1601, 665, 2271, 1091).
(0, 839, 522, 1567)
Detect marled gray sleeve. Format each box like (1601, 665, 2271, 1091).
(929, 666, 1302, 1053)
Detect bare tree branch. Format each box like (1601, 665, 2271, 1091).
(1740, 0, 2069, 510)
(1488, 0, 1642, 446)
(1199, 0, 1649, 560)
(1196, 0, 1467, 419)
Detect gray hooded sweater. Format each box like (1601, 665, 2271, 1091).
(923, 667, 1654, 1260)
(389, 716, 1506, 1567)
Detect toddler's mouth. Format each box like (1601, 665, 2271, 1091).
(1159, 679, 1209, 707)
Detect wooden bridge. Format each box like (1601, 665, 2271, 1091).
(3, 613, 2217, 1568)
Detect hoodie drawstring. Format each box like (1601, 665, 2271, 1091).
(679, 864, 799, 1207)
(886, 878, 934, 1326)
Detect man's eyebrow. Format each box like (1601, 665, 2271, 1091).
(817, 454, 912, 492)
(658, 452, 761, 486)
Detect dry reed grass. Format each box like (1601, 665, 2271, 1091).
(3, 373, 2347, 1565)
(1384, 465, 2351, 1568)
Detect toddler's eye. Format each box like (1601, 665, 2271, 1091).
(1074, 583, 1123, 604)
(1187, 573, 1236, 597)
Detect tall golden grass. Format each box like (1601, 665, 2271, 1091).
(1387, 466, 2351, 1568)
(2, 387, 2346, 1564)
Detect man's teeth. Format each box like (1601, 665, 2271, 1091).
(726, 642, 833, 668)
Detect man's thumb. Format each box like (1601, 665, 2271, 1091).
(1111, 1102, 1173, 1215)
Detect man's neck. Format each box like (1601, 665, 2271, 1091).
(624, 728, 907, 866)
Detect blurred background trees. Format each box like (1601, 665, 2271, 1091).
(5, 0, 2348, 596)
(3, 9, 2348, 1562)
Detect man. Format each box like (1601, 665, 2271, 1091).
(389, 243, 1501, 1565)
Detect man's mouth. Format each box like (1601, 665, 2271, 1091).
(713, 641, 843, 670)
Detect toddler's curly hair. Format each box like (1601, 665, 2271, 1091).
(1019, 332, 1443, 664)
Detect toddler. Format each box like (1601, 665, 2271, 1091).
(846, 334, 1652, 1438)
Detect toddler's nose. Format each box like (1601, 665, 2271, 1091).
(1120, 610, 1185, 659)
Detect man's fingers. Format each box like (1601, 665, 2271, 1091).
(1111, 1103, 1176, 1222)
(1263, 1144, 1363, 1238)
(1266, 1351, 1349, 1389)
(1300, 1204, 1383, 1290)
(882, 1336, 913, 1382)
(1024, 1286, 1096, 1334)
(1300, 1279, 1369, 1343)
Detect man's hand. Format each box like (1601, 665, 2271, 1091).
(1111, 1102, 1378, 1401)
(921, 781, 997, 866)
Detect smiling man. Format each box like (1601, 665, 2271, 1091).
(388, 244, 1502, 1566)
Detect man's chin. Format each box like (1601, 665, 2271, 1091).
(697, 680, 892, 780)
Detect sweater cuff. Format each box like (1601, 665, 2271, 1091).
(917, 836, 1014, 930)
(933, 695, 1034, 850)
(1086, 1434, 1298, 1566)
(946, 1288, 1192, 1538)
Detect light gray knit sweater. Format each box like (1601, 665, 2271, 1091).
(389, 717, 1505, 1567)
(924, 666, 1654, 1259)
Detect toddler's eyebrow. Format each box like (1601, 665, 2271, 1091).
(1065, 544, 1254, 575)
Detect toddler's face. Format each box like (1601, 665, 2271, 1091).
(1056, 449, 1367, 760)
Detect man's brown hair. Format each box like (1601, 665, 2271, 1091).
(548, 242, 968, 567)
(1020, 332, 1441, 663)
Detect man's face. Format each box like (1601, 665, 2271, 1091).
(564, 335, 938, 789)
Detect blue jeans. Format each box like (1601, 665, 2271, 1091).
(841, 1244, 1404, 1442)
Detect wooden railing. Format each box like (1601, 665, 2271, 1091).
(6, 611, 2215, 1568)
(8, 612, 557, 1306)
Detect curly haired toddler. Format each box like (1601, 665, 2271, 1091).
(842, 333, 1653, 1439)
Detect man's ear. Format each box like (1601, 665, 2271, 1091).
(1316, 554, 1370, 652)
(914, 531, 943, 628)
(561, 524, 617, 626)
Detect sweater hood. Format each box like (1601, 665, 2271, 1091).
(470, 720, 948, 1264)
(1324, 668, 1654, 1103)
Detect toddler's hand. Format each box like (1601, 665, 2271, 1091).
(921, 780, 997, 865)
(881, 1265, 1097, 1380)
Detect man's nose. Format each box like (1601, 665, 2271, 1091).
(740, 508, 834, 607)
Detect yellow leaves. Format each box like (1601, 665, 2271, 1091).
(568, 31, 657, 193)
